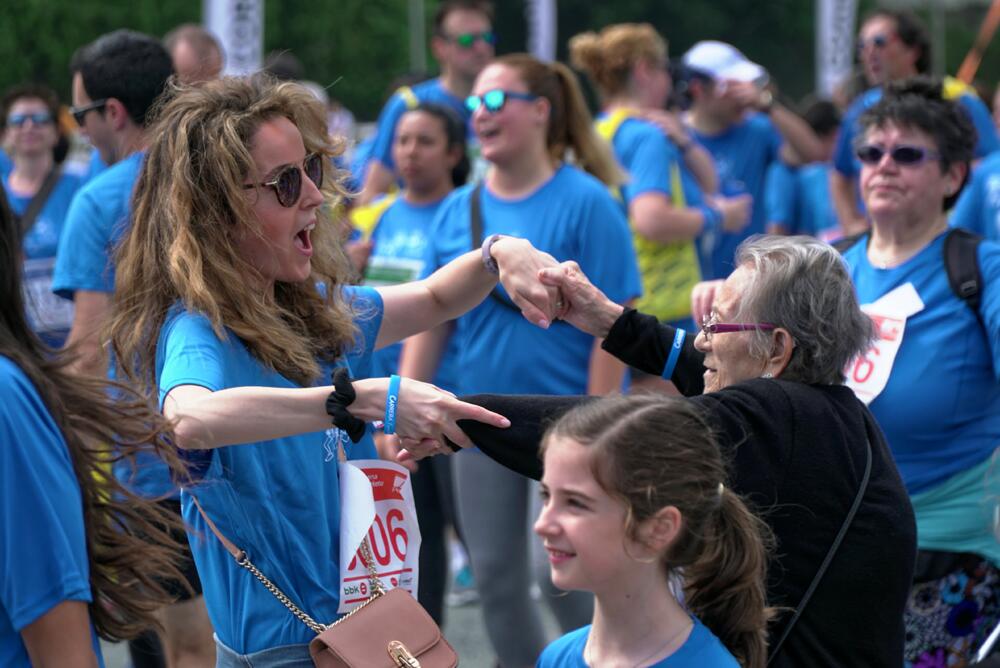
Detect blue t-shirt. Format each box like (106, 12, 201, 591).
(371, 78, 471, 172)
(537, 618, 738, 667)
(52, 151, 143, 299)
(764, 160, 798, 232)
(364, 196, 460, 390)
(794, 163, 842, 242)
(0, 150, 11, 178)
(691, 113, 782, 279)
(610, 117, 705, 209)
(834, 86, 1000, 180)
(843, 232, 1000, 494)
(158, 286, 382, 653)
(951, 152, 1000, 240)
(5, 170, 86, 347)
(0, 356, 103, 667)
(424, 165, 641, 396)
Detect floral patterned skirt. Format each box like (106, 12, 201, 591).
(904, 552, 1000, 667)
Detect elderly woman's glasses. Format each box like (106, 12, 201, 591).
(465, 89, 538, 114)
(700, 314, 776, 341)
(856, 144, 940, 167)
(243, 154, 324, 208)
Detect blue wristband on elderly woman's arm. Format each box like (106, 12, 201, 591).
(601, 308, 706, 396)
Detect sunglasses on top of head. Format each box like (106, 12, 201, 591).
(243, 153, 324, 207)
(855, 144, 940, 167)
(7, 112, 54, 127)
(443, 30, 496, 48)
(465, 89, 539, 114)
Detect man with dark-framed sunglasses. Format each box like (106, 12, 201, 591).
(357, 0, 494, 206)
(830, 9, 999, 236)
(52, 29, 218, 668)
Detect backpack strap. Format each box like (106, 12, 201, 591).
(469, 182, 519, 312)
(943, 227, 985, 328)
(397, 86, 419, 111)
(16, 166, 62, 238)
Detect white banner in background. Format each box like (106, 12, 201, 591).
(527, 0, 557, 62)
(204, 0, 263, 76)
(816, 0, 858, 97)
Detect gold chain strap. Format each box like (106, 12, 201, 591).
(235, 552, 329, 634)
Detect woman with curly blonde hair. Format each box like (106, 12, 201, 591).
(109, 75, 559, 665)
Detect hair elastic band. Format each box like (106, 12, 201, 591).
(383, 374, 402, 435)
(661, 328, 686, 380)
(324, 368, 367, 443)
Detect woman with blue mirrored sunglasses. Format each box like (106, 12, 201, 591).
(464, 89, 538, 114)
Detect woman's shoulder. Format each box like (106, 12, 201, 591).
(664, 617, 739, 667)
(553, 165, 619, 203)
(538, 625, 590, 667)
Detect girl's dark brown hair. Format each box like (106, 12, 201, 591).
(0, 188, 189, 640)
(542, 394, 773, 668)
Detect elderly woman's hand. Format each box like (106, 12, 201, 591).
(390, 377, 509, 455)
(691, 279, 724, 325)
(538, 261, 624, 337)
(490, 237, 563, 328)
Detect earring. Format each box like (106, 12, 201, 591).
(761, 371, 773, 378)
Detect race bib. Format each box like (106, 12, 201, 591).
(23, 257, 74, 335)
(337, 459, 421, 613)
(363, 256, 424, 287)
(845, 283, 924, 404)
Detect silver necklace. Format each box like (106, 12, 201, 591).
(583, 618, 693, 667)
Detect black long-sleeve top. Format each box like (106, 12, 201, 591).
(457, 309, 916, 667)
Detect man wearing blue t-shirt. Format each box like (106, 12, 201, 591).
(357, 0, 494, 204)
(51, 30, 216, 667)
(681, 41, 824, 279)
(831, 9, 999, 235)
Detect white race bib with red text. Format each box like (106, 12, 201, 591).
(337, 459, 421, 613)
(845, 282, 924, 404)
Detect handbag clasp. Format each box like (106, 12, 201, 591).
(387, 640, 421, 667)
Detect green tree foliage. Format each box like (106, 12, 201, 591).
(0, 1, 996, 122)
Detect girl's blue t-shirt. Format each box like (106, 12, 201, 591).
(156, 286, 383, 654)
(365, 196, 459, 390)
(4, 170, 85, 347)
(0, 356, 103, 666)
(843, 232, 1000, 494)
(537, 617, 738, 667)
(423, 164, 642, 396)
(951, 152, 1000, 241)
(609, 116, 705, 209)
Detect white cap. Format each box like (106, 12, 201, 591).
(682, 41, 767, 84)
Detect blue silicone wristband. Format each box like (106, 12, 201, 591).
(662, 328, 686, 380)
(384, 374, 401, 435)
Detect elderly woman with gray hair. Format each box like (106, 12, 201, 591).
(401, 235, 916, 666)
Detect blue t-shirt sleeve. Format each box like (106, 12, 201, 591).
(619, 122, 674, 202)
(158, 313, 228, 405)
(951, 171, 985, 236)
(370, 93, 410, 171)
(764, 161, 797, 230)
(342, 285, 385, 379)
(52, 185, 116, 299)
(976, 241, 1000, 379)
(833, 103, 863, 177)
(959, 94, 1000, 158)
(0, 360, 91, 631)
(421, 189, 471, 278)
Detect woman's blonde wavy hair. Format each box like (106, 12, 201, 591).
(495, 53, 625, 188)
(569, 23, 667, 100)
(111, 75, 358, 390)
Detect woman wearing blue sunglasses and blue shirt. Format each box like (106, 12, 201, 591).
(1, 84, 84, 347)
(401, 53, 641, 668)
(838, 78, 1000, 664)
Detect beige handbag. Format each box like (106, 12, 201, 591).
(191, 495, 458, 668)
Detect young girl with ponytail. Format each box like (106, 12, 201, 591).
(535, 394, 771, 668)
(400, 53, 642, 666)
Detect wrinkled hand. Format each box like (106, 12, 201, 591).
(537, 261, 623, 338)
(392, 378, 509, 461)
(491, 237, 563, 328)
(691, 279, 724, 326)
